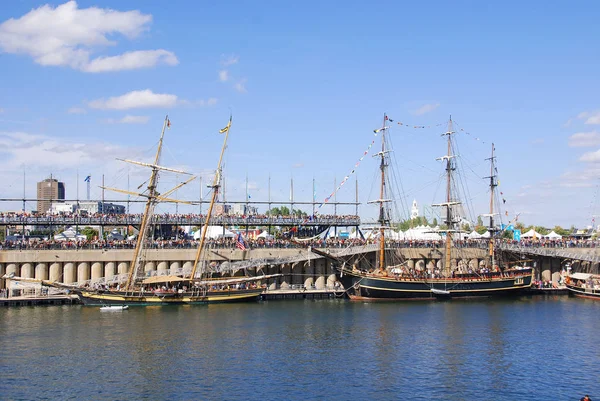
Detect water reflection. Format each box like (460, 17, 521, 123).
(0, 298, 599, 400)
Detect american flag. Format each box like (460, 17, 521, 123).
(235, 233, 246, 251)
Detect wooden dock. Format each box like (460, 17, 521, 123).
(0, 294, 80, 307)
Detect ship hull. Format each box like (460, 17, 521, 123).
(75, 288, 264, 306)
(338, 268, 534, 300)
(565, 284, 600, 300)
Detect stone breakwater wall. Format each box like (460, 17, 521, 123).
(1, 247, 583, 289)
(0, 247, 486, 289)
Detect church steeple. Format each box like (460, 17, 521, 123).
(411, 199, 419, 220)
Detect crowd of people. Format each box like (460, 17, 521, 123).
(1, 235, 599, 251)
(0, 211, 360, 225)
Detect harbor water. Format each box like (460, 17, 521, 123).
(0, 296, 598, 400)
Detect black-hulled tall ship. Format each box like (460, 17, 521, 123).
(335, 115, 534, 300)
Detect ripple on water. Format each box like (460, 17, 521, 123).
(0, 298, 598, 401)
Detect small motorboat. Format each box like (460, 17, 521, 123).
(100, 305, 129, 311)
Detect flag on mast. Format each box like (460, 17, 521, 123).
(235, 233, 246, 250)
(219, 116, 232, 134)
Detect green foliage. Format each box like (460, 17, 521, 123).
(432, 218, 438, 227)
(268, 206, 290, 216)
(80, 226, 98, 240)
(477, 216, 483, 227)
(553, 226, 571, 236)
(475, 225, 488, 235)
(399, 216, 429, 231)
(267, 207, 307, 217)
(461, 223, 471, 232)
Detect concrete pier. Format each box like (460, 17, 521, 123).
(2, 245, 594, 292)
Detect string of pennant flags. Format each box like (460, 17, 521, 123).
(373, 116, 492, 146)
(316, 132, 378, 210)
(373, 115, 522, 223)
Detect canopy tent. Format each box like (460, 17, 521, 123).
(403, 226, 442, 241)
(256, 230, 274, 240)
(193, 225, 235, 240)
(54, 226, 87, 242)
(354, 227, 405, 240)
(466, 231, 482, 239)
(107, 229, 125, 241)
(521, 229, 544, 239)
(544, 230, 562, 239)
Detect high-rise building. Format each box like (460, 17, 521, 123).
(37, 177, 65, 213)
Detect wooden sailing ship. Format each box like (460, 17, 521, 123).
(334, 115, 534, 300)
(68, 115, 271, 305)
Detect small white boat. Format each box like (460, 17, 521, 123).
(100, 305, 129, 311)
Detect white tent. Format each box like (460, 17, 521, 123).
(404, 226, 442, 241)
(256, 230, 274, 240)
(544, 230, 562, 239)
(480, 231, 491, 238)
(466, 230, 482, 239)
(193, 225, 235, 239)
(107, 229, 125, 241)
(54, 226, 87, 242)
(521, 229, 544, 239)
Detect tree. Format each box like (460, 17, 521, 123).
(475, 225, 488, 235)
(477, 215, 484, 227)
(432, 218, 438, 227)
(553, 226, 571, 236)
(268, 206, 291, 216)
(81, 226, 98, 240)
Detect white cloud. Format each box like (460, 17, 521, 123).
(89, 89, 178, 110)
(67, 107, 87, 114)
(0, 131, 128, 168)
(178, 97, 218, 107)
(576, 110, 600, 125)
(234, 79, 247, 93)
(560, 168, 600, 187)
(580, 149, 600, 163)
(569, 131, 600, 147)
(0, 1, 177, 72)
(585, 113, 600, 125)
(218, 70, 229, 82)
(83, 49, 178, 73)
(412, 103, 440, 116)
(104, 115, 149, 124)
(220, 54, 239, 66)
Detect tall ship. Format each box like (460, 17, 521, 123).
(333, 115, 534, 300)
(9, 116, 275, 305)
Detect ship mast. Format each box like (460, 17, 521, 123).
(378, 114, 387, 269)
(487, 143, 497, 270)
(433, 117, 457, 277)
(189, 116, 232, 281)
(125, 116, 169, 291)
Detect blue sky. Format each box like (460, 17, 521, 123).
(1, 0, 599, 228)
